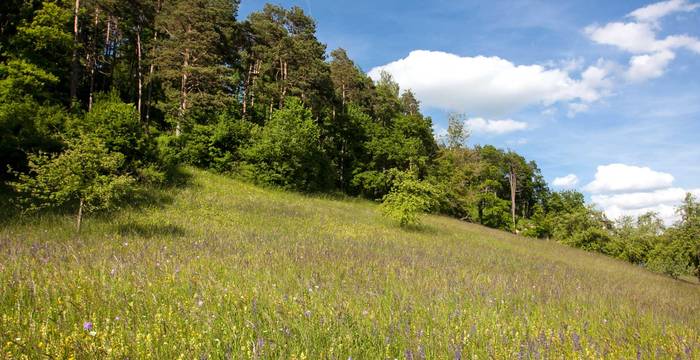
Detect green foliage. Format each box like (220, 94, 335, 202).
(380, 173, 442, 226)
(1, 0, 696, 284)
(475, 187, 512, 230)
(647, 240, 690, 278)
(0, 59, 67, 179)
(10, 135, 134, 229)
(2, 168, 699, 358)
(241, 98, 328, 191)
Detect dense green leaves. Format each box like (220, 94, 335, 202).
(241, 98, 327, 191)
(10, 135, 134, 230)
(1, 0, 696, 279)
(380, 173, 443, 226)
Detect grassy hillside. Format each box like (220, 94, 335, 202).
(1, 168, 698, 358)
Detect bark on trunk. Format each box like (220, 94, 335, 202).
(76, 198, 84, 232)
(145, 0, 161, 134)
(136, 30, 143, 119)
(70, 0, 81, 107)
(243, 61, 255, 116)
(145, 33, 157, 134)
(88, 7, 99, 111)
(177, 45, 189, 136)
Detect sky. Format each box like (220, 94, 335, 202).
(238, 0, 700, 224)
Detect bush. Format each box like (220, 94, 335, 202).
(380, 175, 442, 227)
(10, 135, 134, 231)
(241, 98, 329, 191)
(71, 92, 168, 183)
(646, 242, 690, 278)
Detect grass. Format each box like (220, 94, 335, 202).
(1, 167, 699, 359)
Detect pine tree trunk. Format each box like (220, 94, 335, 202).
(70, 0, 81, 107)
(88, 7, 99, 111)
(136, 30, 143, 119)
(76, 198, 84, 232)
(177, 45, 189, 137)
(145, 0, 161, 134)
(242, 63, 252, 116)
(145, 32, 157, 134)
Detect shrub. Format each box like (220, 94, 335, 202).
(10, 135, 134, 231)
(241, 98, 329, 191)
(380, 175, 442, 227)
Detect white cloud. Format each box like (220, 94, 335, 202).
(592, 187, 690, 209)
(603, 203, 679, 225)
(585, 1, 700, 83)
(584, 164, 674, 194)
(367, 50, 612, 117)
(628, 0, 700, 23)
(567, 102, 590, 117)
(507, 138, 529, 146)
(585, 21, 700, 54)
(465, 117, 528, 135)
(625, 50, 676, 81)
(552, 174, 579, 188)
(592, 188, 700, 225)
(585, 22, 661, 53)
(583, 162, 699, 225)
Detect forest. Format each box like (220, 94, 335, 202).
(1, 0, 698, 280)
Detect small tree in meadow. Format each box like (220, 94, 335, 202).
(380, 174, 442, 227)
(10, 135, 134, 231)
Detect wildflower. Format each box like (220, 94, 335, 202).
(83, 322, 93, 331)
(89, 331, 97, 336)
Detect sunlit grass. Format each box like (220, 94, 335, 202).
(1, 167, 698, 358)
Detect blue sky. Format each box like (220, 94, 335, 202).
(239, 0, 700, 223)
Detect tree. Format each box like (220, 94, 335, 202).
(400, 89, 420, 116)
(10, 135, 134, 231)
(443, 113, 468, 149)
(329, 48, 372, 112)
(156, 0, 239, 135)
(380, 172, 442, 227)
(241, 97, 328, 191)
(646, 194, 700, 280)
(372, 71, 401, 126)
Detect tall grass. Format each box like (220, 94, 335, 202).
(1, 168, 698, 358)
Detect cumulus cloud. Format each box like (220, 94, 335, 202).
(625, 50, 676, 81)
(585, 1, 700, 83)
(628, 0, 700, 23)
(464, 117, 528, 135)
(603, 203, 680, 225)
(552, 174, 579, 188)
(592, 188, 700, 225)
(583, 163, 699, 225)
(367, 50, 612, 117)
(585, 22, 662, 53)
(592, 187, 691, 209)
(585, 21, 700, 54)
(583, 164, 674, 194)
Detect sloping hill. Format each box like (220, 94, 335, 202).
(1, 168, 698, 358)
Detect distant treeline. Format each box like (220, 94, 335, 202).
(1, 1, 698, 279)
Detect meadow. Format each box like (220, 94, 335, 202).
(1, 167, 699, 359)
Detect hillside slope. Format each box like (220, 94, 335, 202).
(1, 168, 698, 358)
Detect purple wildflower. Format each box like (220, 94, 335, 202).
(83, 322, 93, 331)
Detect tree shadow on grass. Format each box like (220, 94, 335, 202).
(0, 166, 195, 228)
(397, 223, 442, 235)
(116, 222, 186, 238)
